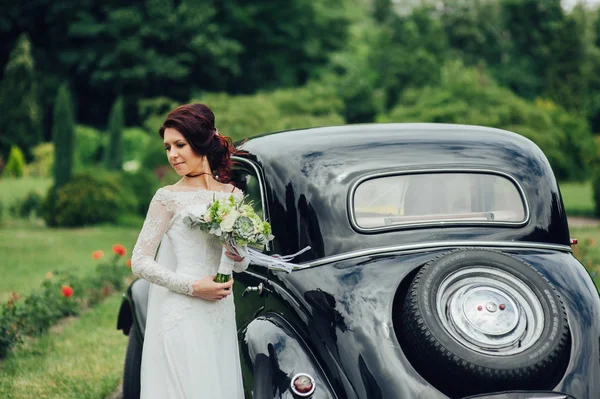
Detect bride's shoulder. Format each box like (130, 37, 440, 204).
(151, 186, 178, 203)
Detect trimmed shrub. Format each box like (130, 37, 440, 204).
(52, 84, 75, 188)
(123, 127, 150, 163)
(41, 185, 59, 227)
(43, 171, 136, 227)
(3, 145, 25, 177)
(74, 125, 102, 168)
(0, 34, 42, 160)
(15, 190, 43, 218)
(25, 142, 54, 178)
(593, 172, 600, 217)
(122, 169, 160, 216)
(105, 97, 125, 170)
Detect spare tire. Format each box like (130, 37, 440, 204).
(401, 249, 570, 398)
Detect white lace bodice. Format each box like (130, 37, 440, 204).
(131, 186, 249, 295)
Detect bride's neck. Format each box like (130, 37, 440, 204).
(180, 173, 215, 189)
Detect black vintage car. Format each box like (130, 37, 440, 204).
(117, 124, 600, 399)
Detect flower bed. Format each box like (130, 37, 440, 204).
(0, 244, 132, 358)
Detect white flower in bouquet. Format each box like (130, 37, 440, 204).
(220, 209, 239, 232)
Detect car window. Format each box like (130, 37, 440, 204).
(352, 172, 526, 229)
(231, 164, 265, 218)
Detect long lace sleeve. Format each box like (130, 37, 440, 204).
(131, 190, 194, 296)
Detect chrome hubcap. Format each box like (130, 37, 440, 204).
(436, 266, 544, 355)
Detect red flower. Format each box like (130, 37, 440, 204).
(112, 244, 126, 257)
(61, 285, 74, 298)
(126, 258, 132, 268)
(92, 250, 104, 260)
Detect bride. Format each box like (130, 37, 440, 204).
(131, 103, 248, 398)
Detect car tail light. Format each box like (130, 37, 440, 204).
(290, 373, 315, 397)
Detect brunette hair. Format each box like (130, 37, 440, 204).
(159, 103, 236, 182)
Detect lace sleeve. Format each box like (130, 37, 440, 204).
(131, 190, 194, 296)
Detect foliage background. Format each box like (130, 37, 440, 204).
(2, 0, 600, 185)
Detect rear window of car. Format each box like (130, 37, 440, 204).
(351, 172, 527, 230)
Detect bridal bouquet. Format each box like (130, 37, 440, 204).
(183, 195, 308, 283)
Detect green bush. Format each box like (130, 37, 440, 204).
(40, 185, 59, 226)
(3, 145, 25, 177)
(592, 173, 600, 217)
(195, 83, 345, 142)
(0, 294, 21, 358)
(42, 171, 136, 227)
(122, 169, 160, 216)
(74, 125, 102, 168)
(25, 142, 54, 178)
(12, 189, 44, 218)
(141, 137, 170, 172)
(123, 127, 150, 163)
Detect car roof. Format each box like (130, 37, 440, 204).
(236, 123, 569, 259)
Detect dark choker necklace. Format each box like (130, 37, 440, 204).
(186, 172, 213, 178)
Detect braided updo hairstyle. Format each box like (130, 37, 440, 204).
(158, 103, 237, 183)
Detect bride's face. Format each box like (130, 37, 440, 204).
(163, 128, 203, 176)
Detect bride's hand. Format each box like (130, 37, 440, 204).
(192, 276, 234, 301)
(224, 247, 244, 262)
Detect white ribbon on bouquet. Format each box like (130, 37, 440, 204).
(218, 242, 311, 275)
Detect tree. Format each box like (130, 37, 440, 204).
(371, 6, 449, 109)
(0, 34, 42, 160)
(52, 83, 75, 188)
(440, 0, 506, 67)
(496, 0, 565, 99)
(3, 146, 25, 178)
(105, 97, 125, 170)
(212, 0, 351, 92)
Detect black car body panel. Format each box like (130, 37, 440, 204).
(118, 124, 600, 399)
(264, 249, 600, 399)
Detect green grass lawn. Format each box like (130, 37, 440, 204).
(0, 177, 52, 216)
(559, 181, 595, 217)
(0, 293, 128, 399)
(0, 222, 140, 301)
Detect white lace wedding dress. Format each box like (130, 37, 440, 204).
(131, 186, 248, 399)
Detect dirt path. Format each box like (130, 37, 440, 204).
(568, 216, 600, 228)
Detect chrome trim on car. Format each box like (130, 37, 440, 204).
(347, 168, 531, 233)
(293, 241, 572, 270)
